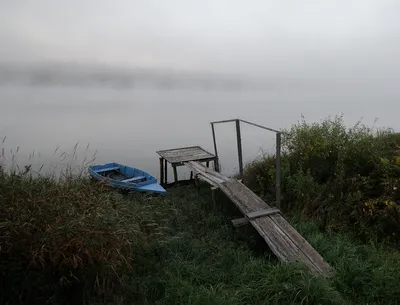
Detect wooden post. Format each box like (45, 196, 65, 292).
(159, 158, 164, 185)
(190, 171, 193, 180)
(193, 173, 200, 191)
(173, 166, 178, 183)
(236, 119, 243, 179)
(276, 132, 281, 209)
(211, 186, 218, 208)
(214, 158, 219, 172)
(206, 161, 210, 168)
(211, 123, 220, 172)
(164, 159, 168, 184)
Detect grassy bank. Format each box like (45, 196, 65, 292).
(1, 116, 400, 304)
(1, 168, 400, 304)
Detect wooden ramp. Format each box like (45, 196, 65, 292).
(186, 161, 334, 277)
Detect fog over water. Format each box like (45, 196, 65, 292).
(1, 1, 399, 178)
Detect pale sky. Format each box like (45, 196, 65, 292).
(1, 0, 400, 80)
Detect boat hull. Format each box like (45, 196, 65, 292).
(88, 162, 166, 194)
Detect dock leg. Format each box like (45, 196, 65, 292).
(190, 171, 193, 180)
(214, 158, 220, 172)
(159, 158, 164, 185)
(206, 161, 210, 168)
(211, 186, 218, 209)
(173, 166, 178, 183)
(194, 174, 200, 191)
(164, 159, 168, 184)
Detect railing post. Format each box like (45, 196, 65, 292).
(159, 158, 164, 185)
(276, 132, 281, 209)
(211, 122, 220, 172)
(236, 119, 243, 178)
(164, 158, 168, 184)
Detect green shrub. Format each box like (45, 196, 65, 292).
(244, 115, 400, 242)
(243, 156, 276, 199)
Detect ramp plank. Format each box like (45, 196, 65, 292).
(185, 161, 334, 277)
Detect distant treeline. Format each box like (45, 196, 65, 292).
(0, 65, 245, 90)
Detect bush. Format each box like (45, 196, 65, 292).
(0, 170, 149, 304)
(243, 115, 400, 243)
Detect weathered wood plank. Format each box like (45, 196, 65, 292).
(221, 182, 309, 265)
(270, 214, 333, 276)
(184, 162, 334, 277)
(165, 152, 208, 160)
(165, 150, 209, 157)
(186, 162, 219, 187)
(230, 209, 281, 226)
(196, 174, 218, 187)
(157, 145, 200, 154)
(246, 207, 281, 220)
(172, 158, 217, 168)
(193, 173, 224, 185)
(187, 161, 227, 182)
(236, 180, 333, 276)
(170, 156, 216, 165)
(220, 179, 266, 213)
(231, 217, 249, 227)
(157, 146, 216, 164)
(200, 171, 225, 184)
(220, 179, 333, 277)
(168, 154, 213, 163)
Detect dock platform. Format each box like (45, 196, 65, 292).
(157, 146, 218, 184)
(185, 161, 334, 277)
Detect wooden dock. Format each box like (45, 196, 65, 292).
(157, 146, 218, 184)
(185, 161, 334, 277)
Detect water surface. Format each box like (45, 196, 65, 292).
(1, 66, 398, 180)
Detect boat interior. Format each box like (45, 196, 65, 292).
(96, 167, 147, 184)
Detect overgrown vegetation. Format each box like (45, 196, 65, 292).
(0, 170, 148, 303)
(244, 115, 400, 243)
(1, 170, 400, 304)
(2, 115, 400, 304)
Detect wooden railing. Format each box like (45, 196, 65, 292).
(210, 119, 282, 209)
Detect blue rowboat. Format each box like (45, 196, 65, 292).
(88, 162, 166, 194)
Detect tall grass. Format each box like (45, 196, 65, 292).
(2, 168, 400, 304)
(0, 139, 98, 180)
(0, 171, 147, 304)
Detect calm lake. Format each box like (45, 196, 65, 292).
(1, 66, 399, 180)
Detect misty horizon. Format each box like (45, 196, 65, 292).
(1, 1, 399, 80)
(1, 0, 400, 177)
